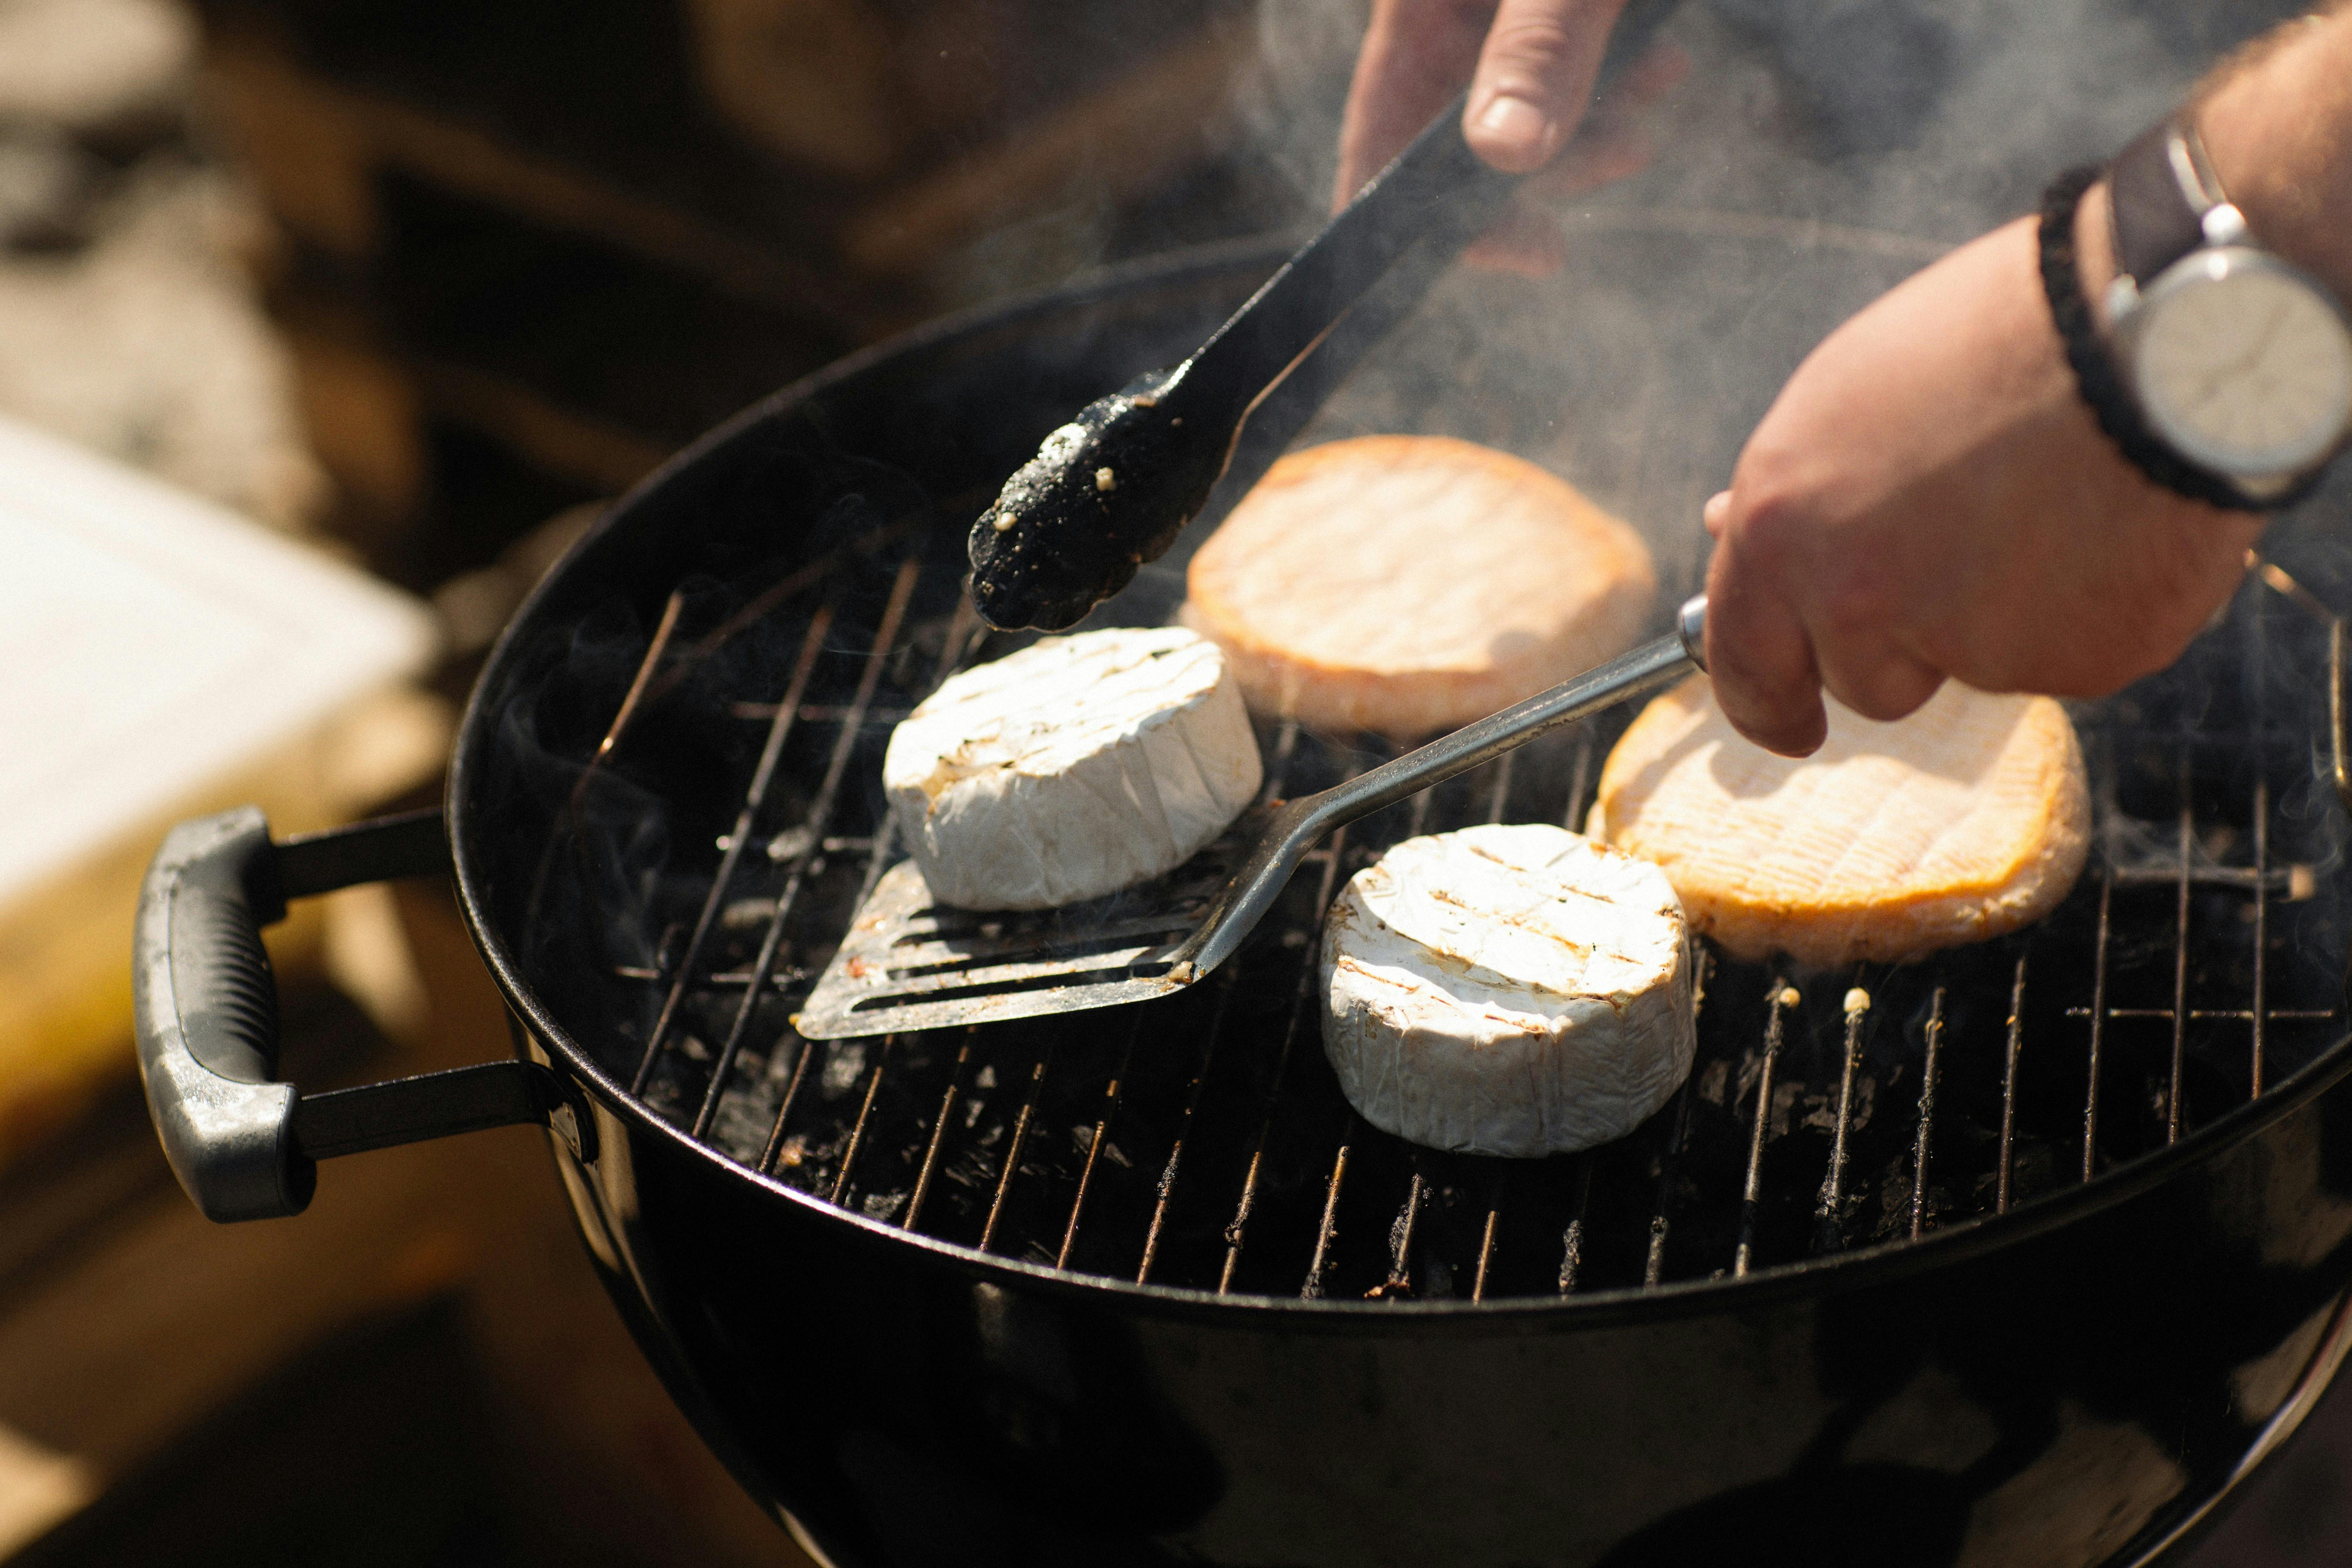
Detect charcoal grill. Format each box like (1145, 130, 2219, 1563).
(136, 225, 2352, 1568)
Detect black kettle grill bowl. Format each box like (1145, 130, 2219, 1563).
(177, 228, 2352, 1567)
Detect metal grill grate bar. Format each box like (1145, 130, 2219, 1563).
(2170, 759, 2194, 1145)
(677, 557, 918, 1133)
(573, 550, 2352, 1302)
(902, 1033, 973, 1231)
(757, 1034, 821, 1175)
(1302, 1135, 1353, 1301)
(630, 599, 828, 1099)
(831, 1036, 896, 1205)
(981, 1048, 1054, 1254)
(1645, 949, 1712, 1286)
(747, 581, 972, 1177)
(1134, 721, 1304, 1287)
(673, 607, 836, 1121)
(1997, 957, 2027, 1214)
(1218, 731, 1355, 1296)
(1910, 988, 1946, 1239)
(1558, 1158, 1593, 1295)
(1815, 989, 1871, 1253)
(1057, 1017, 1142, 1270)
(1136, 974, 1239, 1285)
(1733, 983, 1796, 1278)
(2084, 873, 2113, 1183)
(1472, 1169, 1506, 1302)
(1373, 1171, 1425, 1299)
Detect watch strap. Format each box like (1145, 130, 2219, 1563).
(2108, 116, 2218, 286)
(2037, 163, 2288, 513)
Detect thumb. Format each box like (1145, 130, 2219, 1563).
(1464, 0, 1632, 174)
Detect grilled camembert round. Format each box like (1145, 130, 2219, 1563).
(883, 626, 1261, 910)
(1321, 823, 1694, 1158)
(1592, 676, 2090, 967)
(1180, 435, 1655, 737)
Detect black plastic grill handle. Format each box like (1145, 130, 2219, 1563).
(134, 808, 308, 1220)
(134, 806, 574, 1223)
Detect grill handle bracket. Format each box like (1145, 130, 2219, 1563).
(135, 806, 567, 1222)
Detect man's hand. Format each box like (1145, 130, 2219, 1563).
(1701, 213, 2262, 756)
(1702, 4, 2351, 756)
(1335, 0, 1685, 275)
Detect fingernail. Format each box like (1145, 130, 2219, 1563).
(1473, 94, 1550, 157)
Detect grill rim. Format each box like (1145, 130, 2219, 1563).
(444, 238, 2352, 1326)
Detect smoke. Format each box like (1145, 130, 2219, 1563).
(1189, 0, 2319, 597)
(1239, 0, 2297, 244)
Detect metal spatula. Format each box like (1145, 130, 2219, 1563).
(795, 597, 1706, 1038)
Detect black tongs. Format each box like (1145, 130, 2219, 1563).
(965, 0, 1683, 632)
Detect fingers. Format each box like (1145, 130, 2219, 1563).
(1704, 523, 1829, 757)
(1457, 42, 1673, 270)
(1335, 0, 1494, 207)
(1464, 0, 1633, 172)
(1339, 0, 1673, 274)
(1816, 639, 1944, 723)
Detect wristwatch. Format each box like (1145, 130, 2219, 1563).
(2100, 115, 2352, 501)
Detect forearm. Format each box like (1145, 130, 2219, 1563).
(2199, 4, 2352, 302)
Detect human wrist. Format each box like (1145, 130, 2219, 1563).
(2195, 8, 2352, 305)
(2036, 165, 2281, 512)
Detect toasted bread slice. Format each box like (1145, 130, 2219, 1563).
(1592, 677, 2089, 967)
(1180, 435, 1655, 737)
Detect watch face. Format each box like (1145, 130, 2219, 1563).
(2130, 247, 2352, 482)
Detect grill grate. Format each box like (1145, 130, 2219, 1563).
(562, 536, 2352, 1304)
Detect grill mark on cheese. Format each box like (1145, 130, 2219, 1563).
(1321, 824, 1693, 1156)
(882, 627, 1261, 910)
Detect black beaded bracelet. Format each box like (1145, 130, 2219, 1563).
(2036, 163, 2283, 513)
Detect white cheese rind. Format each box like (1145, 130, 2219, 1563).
(882, 626, 1262, 910)
(1321, 823, 1694, 1158)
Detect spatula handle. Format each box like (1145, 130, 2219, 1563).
(1303, 595, 1708, 837)
(1178, 597, 1705, 980)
